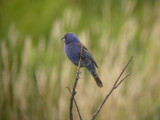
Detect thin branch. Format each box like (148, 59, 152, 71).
(114, 74, 130, 89)
(70, 47, 83, 120)
(113, 56, 133, 88)
(67, 87, 82, 120)
(91, 56, 133, 120)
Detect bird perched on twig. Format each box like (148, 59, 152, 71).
(61, 33, 103, 88)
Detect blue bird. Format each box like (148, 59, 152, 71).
(61, 33, 103, 87)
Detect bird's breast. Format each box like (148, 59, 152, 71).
(65, 44, 80, 66)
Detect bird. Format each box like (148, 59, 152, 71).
(61, 32, 103, 87)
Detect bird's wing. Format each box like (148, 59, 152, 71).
(77, 43, 98, 68)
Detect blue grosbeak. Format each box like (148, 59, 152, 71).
(62, 33, 103, 87)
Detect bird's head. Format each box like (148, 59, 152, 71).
(61, 32, 80, 44)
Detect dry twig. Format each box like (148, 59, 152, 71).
(69, 47, 83, 120)
(91, 56, 133, 120)
(67, 87, 82, 120)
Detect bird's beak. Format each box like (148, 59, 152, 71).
(61, 37, 65, 41)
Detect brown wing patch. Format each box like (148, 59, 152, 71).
(77, 43, 86, 49)
(77, 43, 98, 68)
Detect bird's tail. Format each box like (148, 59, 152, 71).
(86, 63, 103, 88)
(94, 75, 103, 87)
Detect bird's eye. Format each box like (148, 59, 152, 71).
(61, 36, 67, 41)
(64, 36, 68, 42)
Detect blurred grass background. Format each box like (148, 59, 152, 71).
(0, 0, 160, 120)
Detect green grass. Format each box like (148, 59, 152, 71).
(0, 0, 160, 120)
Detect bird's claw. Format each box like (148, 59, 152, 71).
(76, 70, 81, 74)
